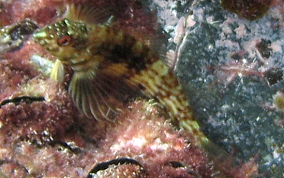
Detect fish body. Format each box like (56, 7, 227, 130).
(33, 4, 209, 146)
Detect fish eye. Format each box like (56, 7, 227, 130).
(57, 35, 74, 46)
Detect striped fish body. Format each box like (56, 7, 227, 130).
(33, 4, 209, 146)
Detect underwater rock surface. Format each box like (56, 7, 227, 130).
(165, 0, 284, 177)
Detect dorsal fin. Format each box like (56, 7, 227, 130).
(64, 3, 113, 25)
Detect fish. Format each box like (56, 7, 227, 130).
(33, 3, 210, 147)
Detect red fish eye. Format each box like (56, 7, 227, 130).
(57, 35, 74, 46)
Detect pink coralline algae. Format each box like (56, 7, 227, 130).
(0, 0, 258, 177)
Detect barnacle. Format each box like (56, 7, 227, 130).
(88, 158, 145, 178)
(0, 20, 37, 53)
(0, 96, 45, 108)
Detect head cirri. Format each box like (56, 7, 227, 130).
(33, 18, 88, 61)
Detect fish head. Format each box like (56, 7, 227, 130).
(33, 18, 89, 62)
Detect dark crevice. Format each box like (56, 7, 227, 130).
(164, 161, 202, 178)
(87, 157, 145, 178)
(0, 96, 45, 108)
(49, 140, 83, 154)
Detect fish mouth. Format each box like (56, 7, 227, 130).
(33, 29, 48, 39)
(33, 30, 59, 53)
(33, 30, 49, 45)
(33, 29, 47, 40)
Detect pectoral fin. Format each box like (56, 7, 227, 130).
(50, 59, 64, 83)
(68, 70, 132, 121)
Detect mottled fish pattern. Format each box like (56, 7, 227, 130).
(33, 4, 209, 146)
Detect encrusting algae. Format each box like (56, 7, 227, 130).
(33, 3, 217, 150)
